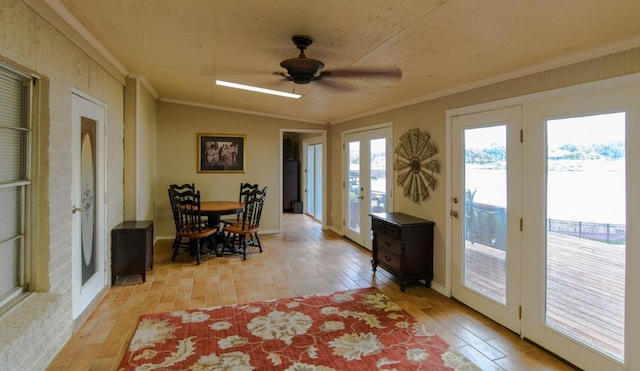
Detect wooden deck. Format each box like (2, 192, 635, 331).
(464, 231, 625, 360)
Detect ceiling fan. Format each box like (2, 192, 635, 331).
(275, 35, 402, 86)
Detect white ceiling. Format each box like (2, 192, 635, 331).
(54, 0, 640, 124)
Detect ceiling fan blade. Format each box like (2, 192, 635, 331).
(273, 71, 290, 80)
(320, 66, 402, 80)
(315, 78, 355, 92)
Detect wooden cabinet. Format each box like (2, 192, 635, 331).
(371, 212, 434, 292)
(111, 221, 153, 285)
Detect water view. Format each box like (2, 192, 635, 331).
(466, 159, 625, 224)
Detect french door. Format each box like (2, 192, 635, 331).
(71, 93, 107, 319)
(344, 126, 392, 249)
(451, 82, 640, 370)
(522, 85, 639, 370)
(451, 106, 522, 333)
(304, 141, 322, 221)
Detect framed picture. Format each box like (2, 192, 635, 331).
(197, 133, 245, 173)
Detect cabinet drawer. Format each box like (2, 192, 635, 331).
(377, 234, 402, 254)
(378, 247, 401, 273)
(385, 224, 400, 239)
(372, 219, 386, 234)
(372, 219, 401, 240)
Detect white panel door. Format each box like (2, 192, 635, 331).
(71, 93, 106, 319)
(451, 106, 523, 333)
(522, 84, 640, 370)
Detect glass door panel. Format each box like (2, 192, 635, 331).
(370, 138, 387, 213)
(314, 143, 323, 220)
(463, 125, 507, 304)
(306, 144, 315, 215)
(545, 113, 625, 361)
(347, 140, 361, 234)
(305, 142, 323, 221)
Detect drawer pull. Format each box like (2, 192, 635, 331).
(384, 240, 392, 247)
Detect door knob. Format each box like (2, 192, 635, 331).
(71, 205, 83, 214)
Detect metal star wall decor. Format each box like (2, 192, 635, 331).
(394, 128, 438, 202)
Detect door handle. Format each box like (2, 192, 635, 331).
(71, 205, 83, 214)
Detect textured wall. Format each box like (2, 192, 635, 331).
(155, 102, 327, 238)
(0, 0, 125, 369)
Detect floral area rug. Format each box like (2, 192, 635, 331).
(119, 287, 479, 370)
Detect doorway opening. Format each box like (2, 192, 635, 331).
(280, 129, 327, 231)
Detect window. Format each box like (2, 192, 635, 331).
(0, 64, 32, 308)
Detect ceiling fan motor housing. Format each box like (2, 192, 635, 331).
(278, 34, 400, 85)
(280, 57, 324, 84)
(280, 35, 325, 84)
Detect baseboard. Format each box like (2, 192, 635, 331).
(429, 281, 448, 297)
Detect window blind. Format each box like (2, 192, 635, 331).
(0, 66, 31, 307)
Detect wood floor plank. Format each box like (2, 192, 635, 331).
(46, 213, 576, 370)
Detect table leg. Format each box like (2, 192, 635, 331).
(207, 215, 226, 256)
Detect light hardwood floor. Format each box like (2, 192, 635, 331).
(47, 213, 576, 370)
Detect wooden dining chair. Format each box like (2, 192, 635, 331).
(170, 188, 216, 264)
(168, 183, 197, 255)
(223, 187, 268, 260)
(221, 182, 259, 225)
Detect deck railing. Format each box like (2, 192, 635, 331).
(466, 201, 626, 248)
(548, 218, 626, 244)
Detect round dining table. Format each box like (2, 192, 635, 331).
(200, 201, 244, 217)
(200, 201, 244, 256)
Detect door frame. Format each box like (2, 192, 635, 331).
(71, 90, 107, 320)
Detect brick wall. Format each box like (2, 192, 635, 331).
(0, 0, 125, 369)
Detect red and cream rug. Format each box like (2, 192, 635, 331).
(119, 287, 479, 370)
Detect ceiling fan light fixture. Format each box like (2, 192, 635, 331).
(215, 80, 301, 99)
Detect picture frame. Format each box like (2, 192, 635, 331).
(197, 133, 246, 173)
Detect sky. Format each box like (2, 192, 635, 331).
(547, 112, 625, 148)
(464, 112, 625, 149)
